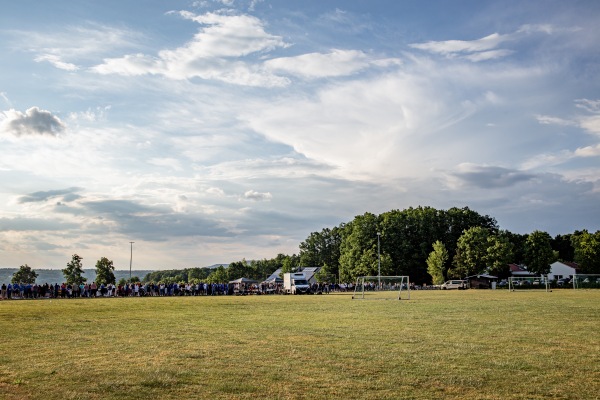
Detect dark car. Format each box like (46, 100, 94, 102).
(556, 278, 571, 287)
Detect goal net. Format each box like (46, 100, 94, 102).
(508, 276, 550, 292)
(352, 276, 410, 300)
(571, 274, 600, 289)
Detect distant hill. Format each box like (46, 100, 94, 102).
(0, 264, 227, 284)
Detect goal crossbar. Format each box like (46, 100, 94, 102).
(508, 276, 550, 292)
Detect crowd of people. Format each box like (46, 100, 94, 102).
(0, 281, 342, 300)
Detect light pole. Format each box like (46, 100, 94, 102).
(377, 232, 381, 289)
(129, 241, 134, 282)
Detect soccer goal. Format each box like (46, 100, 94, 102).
(571, 274, 600, 289)
(352, 276, 410, 300)
(508, 276, 550, 292)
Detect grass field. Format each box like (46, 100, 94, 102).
(1, 290, 599, 399)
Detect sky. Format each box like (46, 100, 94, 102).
(1, 0, 599, 270)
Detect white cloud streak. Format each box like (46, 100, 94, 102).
(265, 49, 372, 79)
(34, 54, 79, 71)
(92, 12, 291, 87)
(409, 25, 558, 62)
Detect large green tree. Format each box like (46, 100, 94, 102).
(339, 213, 386, 281)
(378, 206, 498, 283)
(443, 206, 499, 253)
(280, 255, 301, 276)
(552, 234, 575, 261)
(299, 225, 343, 277)
(524, 230, 555, 275)
(502, 231, 528, 265)
(206, 265, 228, 283)
(486, 232, 514, 278)
(427, 241, 448, 284)
(337, 206, 498, 283)
(451, 227, 514, 278)
(227, 260, 248, 280)
(187, 267, 213, 283)
(95, 257, 116, 285)
(572, 230, 600, 273)
(62, 254, 87, 285)
(12, 264, 38, 284)
(451, 227, 491, 277)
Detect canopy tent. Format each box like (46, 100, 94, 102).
(228, 277, 259, 295)
(228, 277, 259, 284)
(262, 276, 283, 284)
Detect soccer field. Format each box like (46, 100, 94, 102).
(1, 290, 598, 399)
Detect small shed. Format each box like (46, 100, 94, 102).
(465, 274, 498, 289)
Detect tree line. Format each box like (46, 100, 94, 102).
(299, 206, 600, 284)
(9, 206, 600, 286)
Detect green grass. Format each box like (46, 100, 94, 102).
(0, 290, 599, 399)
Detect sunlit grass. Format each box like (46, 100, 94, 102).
(0, 290, 598, 399)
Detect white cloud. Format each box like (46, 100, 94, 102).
(574, 144, 600, 157)
(411, 33, 507, 54)
(536, 99, 600, 136)
(68, 106, 111, 123)
(34, 54, 79, 71)
(241, 190, 272, 201)
(409, 25, 560, 62)
(579, 115, 600, 136)
(9, 23, 144, 69)
(575, 99, 600, 113)
(93, 12, 290, 87)
(463, 49, 514, 62)
(244, 57, 520, 181)
(575, 99, 600, 136)
(535, 115, 577, 126)
(0, 107, 66, 137)
(265, 49, 373, 79)
(520, 151, 574, 170)
(248, 0, 263, 11)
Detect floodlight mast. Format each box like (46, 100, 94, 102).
(377, 232, 381, 289)
(129, 241, 134, 282)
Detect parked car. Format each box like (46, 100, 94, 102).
(498, 280, 508, 287)
(441, 280, 467, 290)
(556, 278, 571, 286)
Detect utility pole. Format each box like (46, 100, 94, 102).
(377, 232, 381, 289)
(129, 241, 134, 282)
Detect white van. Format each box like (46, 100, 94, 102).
(441, 280, 467, 290)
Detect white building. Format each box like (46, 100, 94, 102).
(509, 263, 534, 277)
(548, 261, 579, 280)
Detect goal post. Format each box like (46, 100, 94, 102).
(352, 276, 410, 300)
(571, 274, 600, 289)
(508, 276, 550, 292)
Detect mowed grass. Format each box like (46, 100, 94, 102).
(0, 290, 598, 399)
